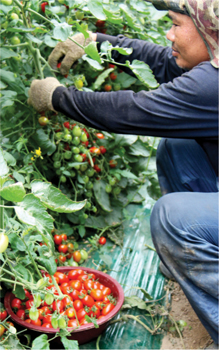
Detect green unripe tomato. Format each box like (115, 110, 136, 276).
(60, 175, 66, 183)
(86, 181, 93, 190)
(85, 201, 91, 209)
(29, 307, 39, 321)
(44, 293, 54, 305)
(63, 133, 72, 142)
(10, 36, 20, 45)
(68, 260, 78, 267)
(114, 83, 121, 91)
(1, 0, 13, 5)
(55, 132, 63, 140)
(109, 177, 117, 186)
(0, 233, 9, 253)
(82, 175, 89, 184)
(72, 136, 81, 145)
(75, 79, 83, 90)
(57, 0, 65, 3)
(64, 150, 72, 159)
(72, 146, 80, 154)
(73, 165, 80, 170)
(81, 23, 88, 31)
(112, 187, 121, 195)
(58, 317, 66, 329)
(80, 164, 88, 172)
(51, 315, 58, 329)
(92, 206, 97, 213)
(70, 170, 76, 177)
(75, 10, 84, 20)
(10, 13, 19, 20)
(34, 293, 42, 308)
(53, 161, 61, 169)
(74, 154, 83, 162)
(53, 153, 60, 161)
(86, 168, 95, 177)
(13, 54, 22, 61)
(1, 21, 8, 29)
(56, 169, 62, 176)
(105, 184, 112, 193)
(86, 191, 92, 198)
(80, 132, 87, 142)
(72, 125, 82, 137)
(80, 249, 88, 260)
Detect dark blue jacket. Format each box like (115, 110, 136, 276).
(52, 34, 218, 175)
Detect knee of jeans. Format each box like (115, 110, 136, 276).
(150, 193, 181, 248)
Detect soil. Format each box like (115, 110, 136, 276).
(161, 282, 213, 350)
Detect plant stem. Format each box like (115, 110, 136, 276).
(27, 8, 54, 25)
(21, 237, 42, 279)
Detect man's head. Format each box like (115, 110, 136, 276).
(146, 0, 219, 69)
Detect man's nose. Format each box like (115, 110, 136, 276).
(166, 26, 175, 42)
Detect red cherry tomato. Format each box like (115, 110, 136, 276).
(98, 237, 106, 245)
(54, 235, 62, 245)
(41, 2, 48, 13)
(99, 146, 107, 154)
(101, 303, 115, 316)
(0, 310, 7, 321)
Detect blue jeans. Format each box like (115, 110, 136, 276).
(150, 138, 219, 344)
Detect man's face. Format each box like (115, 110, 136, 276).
(166, 10, 210, 69)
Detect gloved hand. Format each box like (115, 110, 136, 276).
(48, 32, 93, 76)
(27, 77, 64, 113)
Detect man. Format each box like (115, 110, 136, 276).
(28, 0, 218, 347)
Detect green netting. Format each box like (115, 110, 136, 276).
(79, 203, 166, 349)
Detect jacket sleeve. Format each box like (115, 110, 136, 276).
(52, 62, 218, 140)
(95, 33, 185, 84)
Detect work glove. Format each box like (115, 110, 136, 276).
(48, 32, 93, 76)
(27, 77, 64, 113)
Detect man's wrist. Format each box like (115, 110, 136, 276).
(52, 86, 66, 112)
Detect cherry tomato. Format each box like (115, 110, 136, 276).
(77, 308, 88, 321)
(0, 325, 5, 337)
(40, 306, 51, 316)
(104, 84, 112, 92)
(82, 295, 95, 308)
(96, 20, 105, 27)
(68, 319, 78, 328)
(105, 184, 112, 193)
(69, 280, 82, 291)
(60, 233, 67, 241)
(0, 310, 7, 321)
(110, 72, 117, 81)
(68, 269, 83, 280)
(59, 254, 66, 263)
(0, 233, 9, 253)
(99, 146, 107, 154)
(65, 307, 76, 319)
(54, 272, 69, 284)
(16, 309, 26, 320)
(73, 300, 83, 311)
(58, 316, 67, 329)
(72, 125, 82, 137)
(52, 300, 64, 313)
(23, 288, 33, 300)
(31, 318, 41, 326)
(38, 116, 49, 126)
(98, 237, 106, 245)
(96, 133, 104, 139)
(44, 293, 54, 306)
(41, 323, 53, 328)
(94, 164, 101, 173)
(70, 289, 80, 301)
(75, 79, 83, 90)
(90, 289, 104, 301)
(109, 159, 117, 168)
(29, 308, 39, 321)
(67, 242, 74, 253)
(89, 147, 101, 155)
(41, 2, 48, 13)
(73, 250, 81, 263)
(89, 305, 100, 318)
(58, 244, 68, 253)
(63, 121, 70, 129)
(84, 279, 94, 291)
(43, 314, 52, 324)
(11, 298, 22, 310)
(101, 303, 115, 316)
(80, 317, 90, 325)
(62, 295, 73, 308)
(109, 63, 115, 69)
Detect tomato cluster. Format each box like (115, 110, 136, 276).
(10, 270, 117, 329)
(53, 233, 89, 266)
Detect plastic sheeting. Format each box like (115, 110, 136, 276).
(80, 203, 166, 349)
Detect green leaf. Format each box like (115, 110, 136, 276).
(14, 194, 54, 234)
(2, 151, 16, 166)
(30, 180, 86, 213)
(114, 72, 136, 89)
(0, 182, 26, 202)
(114, 134, 138, 147)
(53, 23, 72, 41)
(123, 296, 148, 310)
(61, 337, 79, 350)
(37, 255, 57, 276)
(93, 180, 112, 212)
(13, 285, 25, 300)
(32, 129, 56, 156)
(127, 60, 159, 89)
(116, 170, 140, 181)
(87, 0, 106, 20)
(12, 171, 25, 184)
(0, 147, 9, 177)
(0, 48, 19, 60)
(32, 334, 50, 350)
(84, 41, 102, 64)
(43, 34, 58, 48)
(92, 68, 114, 90)
(0, 69, 16, 83)
(0, 81, 7, 89)
(78, 225, 86, 238)
(9, 232, 26, 252)
(129, 139, 150, 157)
(13, 264, 32, 283)
(82, 55, 104, 71)
(112, 46, 133, 55)
(25, 33, 42, 44)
